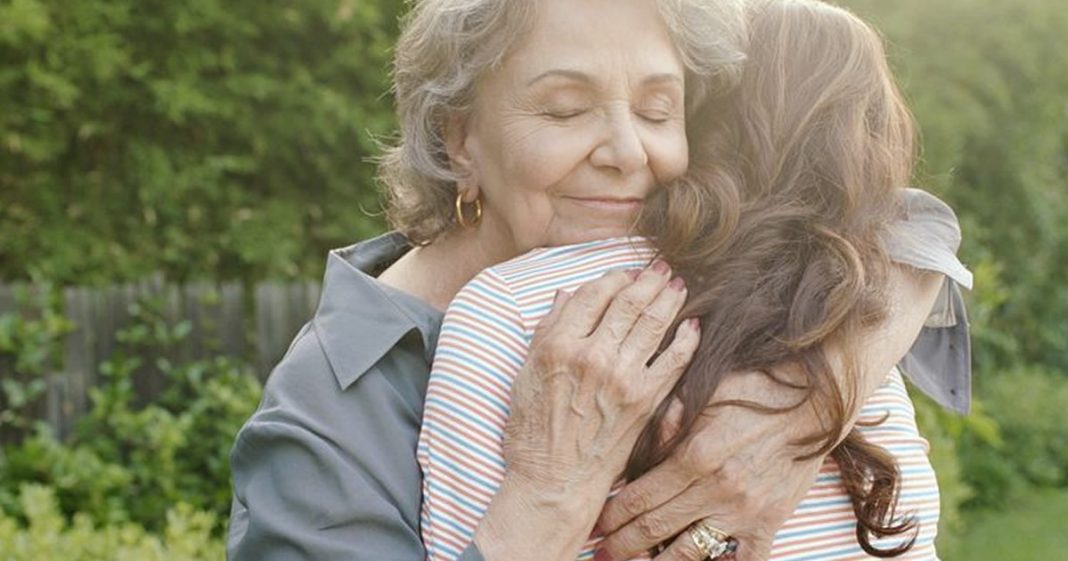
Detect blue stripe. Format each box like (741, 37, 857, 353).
(425, 394, 507, 438)
(435, 346, 516, 391)
(427, 540, 462, 560)
(438, 325, 524, 368)
(462, 278, 517, 310)
(450, 300, 524, 340)
(425, 414, 508, 471)
(428, 369, 511, 417)
(425, 450, 501, 496)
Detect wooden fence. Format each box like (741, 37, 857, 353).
(0, 277, 322, 440)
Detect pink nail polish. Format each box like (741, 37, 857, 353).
(625, 268, 642, 281)
(651, 260, 671, 275)
(669, 276, 686, 291)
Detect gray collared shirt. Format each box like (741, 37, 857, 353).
(227, 188, 972, 561)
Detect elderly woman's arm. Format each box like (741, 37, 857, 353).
(422, 267, 700, 561)
(229, 265, 696, 561)
(594, 189, 971, 561)
(594, 264, 943, 561)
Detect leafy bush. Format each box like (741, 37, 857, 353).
(0, 296, 262, 533)
(0, 286, 72, 435)
(957, 368, 1068, 510)
(846, 0, 1068, 375)
(0, 484, 224, 561)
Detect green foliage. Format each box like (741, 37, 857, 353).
(0, 484, 224, 561)
(845, 0, 1068, 375)
(0, 0, 403, 284)
(0, 296, 262, 533)
(0, 286, 72, 431)
(841, 0, 1068, 545)
(910, 387, 1019, 552)
(957, 368, 1068, 510)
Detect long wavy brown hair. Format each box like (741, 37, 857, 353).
(633, 0, 919, 556)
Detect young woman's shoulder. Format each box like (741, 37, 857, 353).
(490, 236, 654, 284)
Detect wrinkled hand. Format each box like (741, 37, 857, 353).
(594, 371, 824, 561)
(476, 262, 701, 561)
(593, 264, 945, 561)
(504, 261, 699, 501)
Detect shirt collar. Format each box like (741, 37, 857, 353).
(312, 232, 443, 390)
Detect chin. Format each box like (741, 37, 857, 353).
(546, 223, 639, 248)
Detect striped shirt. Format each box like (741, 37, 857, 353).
(417, 237, 940, 561)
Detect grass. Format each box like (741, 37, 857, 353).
(942, 489, 1068, 560)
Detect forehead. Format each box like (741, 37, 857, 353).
(503, 0, 683, 83)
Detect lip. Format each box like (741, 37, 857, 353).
(562, 196, 645, 211)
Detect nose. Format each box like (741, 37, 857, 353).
(589, 108, 649, 175)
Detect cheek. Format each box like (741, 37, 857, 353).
(491, 124, 594, 196)
(647, 126, 690, 183)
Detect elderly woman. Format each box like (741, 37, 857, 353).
(227, 0, 971, 560)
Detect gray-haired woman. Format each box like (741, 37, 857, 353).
(227, 1, 971, 560)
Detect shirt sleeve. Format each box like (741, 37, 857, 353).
(227, 324, 487, 561)
(418, 269, 528, 561)
(883, 188, 973, 414)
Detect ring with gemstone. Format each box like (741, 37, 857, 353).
(687, 520, 737, 560)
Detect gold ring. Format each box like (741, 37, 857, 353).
(687, 520, 736, 560)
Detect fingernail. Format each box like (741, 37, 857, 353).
(669, 276, 686, 292)
(651, 259, 671, 275)
(688, 317, 700, 331)
(625, 268, 642, 281)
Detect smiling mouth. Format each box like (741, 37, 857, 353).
(563, 197, 645, 211)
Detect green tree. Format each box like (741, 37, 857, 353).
(0, 0, 401, 284)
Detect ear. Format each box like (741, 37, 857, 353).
(444, 113, 481, 201)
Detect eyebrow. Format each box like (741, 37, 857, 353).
(526, 69, 594, 86)
(526, 69, 684, 87)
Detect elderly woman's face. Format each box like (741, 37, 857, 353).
(449, 0, 688, 254)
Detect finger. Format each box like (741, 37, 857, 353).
(617, 275, 687, 365)
(598, 453, 695, 534)
(591, 260, 673, 347)
(534, 289, 572, 335)
(650, 528, 708, 561)
(598, 487, 712, 561)
(644, 318, 701, 401)
(553, 269, 636, 338)
(734, 537, 772, 561)
(658, 397, 685, 447)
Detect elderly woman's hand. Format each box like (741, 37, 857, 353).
(593, 265, 945, 561)
(475, 263, 701, 561)
(593, 372, 822, 561)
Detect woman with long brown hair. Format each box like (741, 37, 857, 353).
(418, 0, 957, 559)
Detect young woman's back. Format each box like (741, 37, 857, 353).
(418, 237, 939, 560)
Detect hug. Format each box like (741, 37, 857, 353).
(228, 1, 972, 560)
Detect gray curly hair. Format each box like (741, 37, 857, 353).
(378, 0, 748, 245)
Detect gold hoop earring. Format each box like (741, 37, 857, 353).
(455, 191, 482, 228)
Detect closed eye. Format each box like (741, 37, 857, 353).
(636, 111, 671, 124)
(542, 109, 587, 121)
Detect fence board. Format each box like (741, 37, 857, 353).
(61, 287, 96, 435)
(0, 278, 323, 440)
(254, 281, 320, 380)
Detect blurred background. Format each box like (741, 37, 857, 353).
(0, 0, 1065, 558)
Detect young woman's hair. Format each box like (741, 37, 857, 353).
(635, 0, 919, 555)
